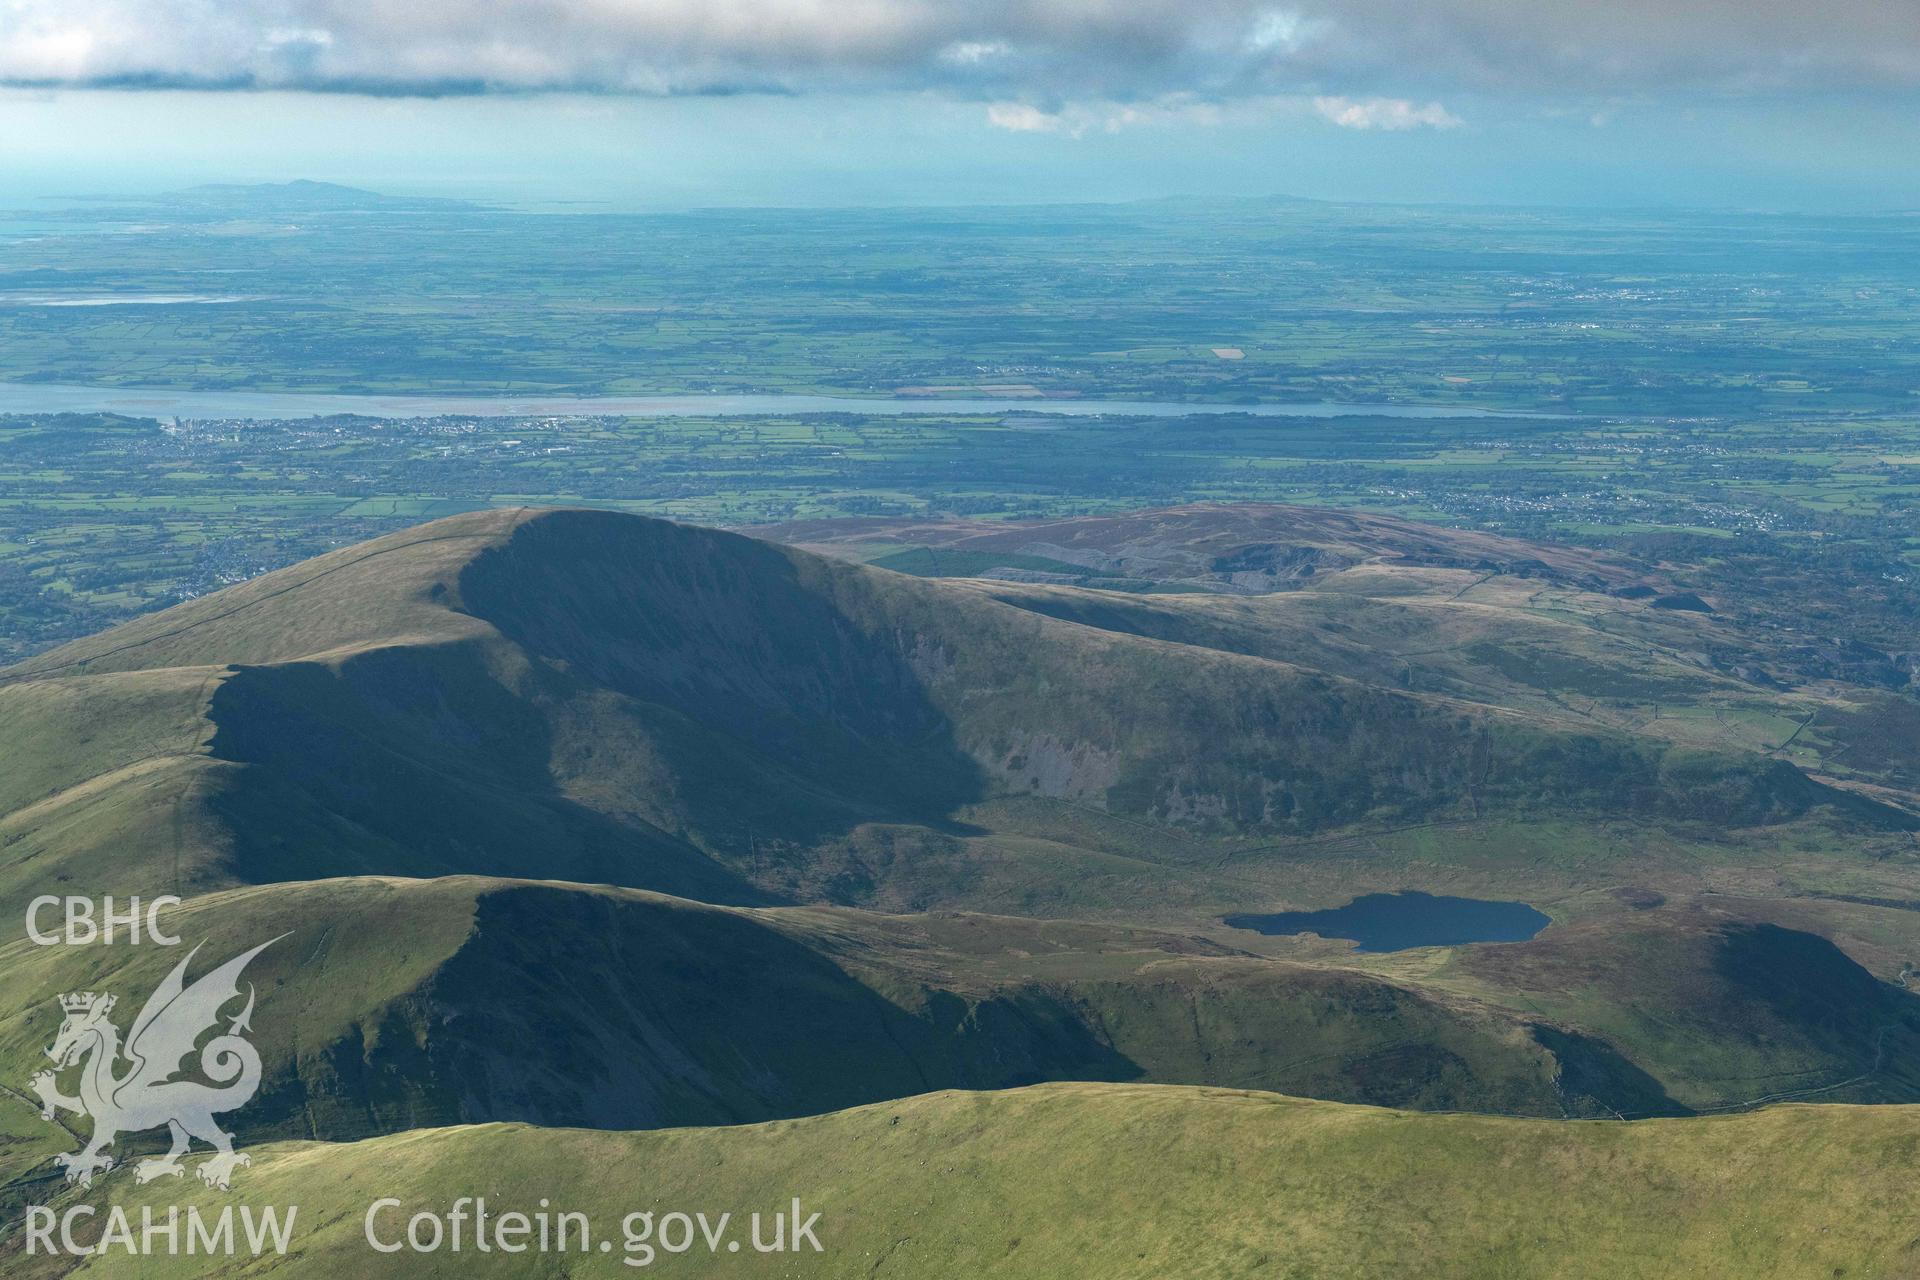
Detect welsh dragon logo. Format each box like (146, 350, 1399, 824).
(29, 937, 282, 1191)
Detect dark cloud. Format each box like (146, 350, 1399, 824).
(3, 0, 1915, 100)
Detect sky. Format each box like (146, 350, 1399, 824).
(2, 1, 1918, 211)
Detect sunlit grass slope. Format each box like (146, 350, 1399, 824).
(12, 1082, 1920, 1279)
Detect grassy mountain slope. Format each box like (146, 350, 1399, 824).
(10, 1083, 1919, 1279)
(0, 507, 1893, 928)
(1447, 912, 1920, 1109)
(3, 506, 1915, 1147)
(767, 502, 1920, 808)
(8, 875, 1918, 1149)
(0, 877, 1627, 1142)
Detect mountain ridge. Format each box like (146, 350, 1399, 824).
(1, 506, 1899, 932)
(9, 1083, 1919, 1279)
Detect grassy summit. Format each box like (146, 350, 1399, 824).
(8, 1083, 1918, 1278)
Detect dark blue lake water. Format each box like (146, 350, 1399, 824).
(1224, 891, 1550, 952)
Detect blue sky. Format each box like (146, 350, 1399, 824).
(3, 2, 1917, 211)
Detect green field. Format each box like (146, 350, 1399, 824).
(5, 194, 1920, 417)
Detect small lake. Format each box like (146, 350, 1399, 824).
(1224, 891, 1550, 952)
(0, 381, 1557, 422)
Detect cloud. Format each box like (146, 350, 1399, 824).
(986, 96, 1229, 136)
(1313, 96, 1460, 130)
(986, 102, 1065, 133)
(0, 1, 1916, 100)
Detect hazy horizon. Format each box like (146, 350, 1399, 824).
(11, 145, 1920, 218)
(6, 0, 1920, 216)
